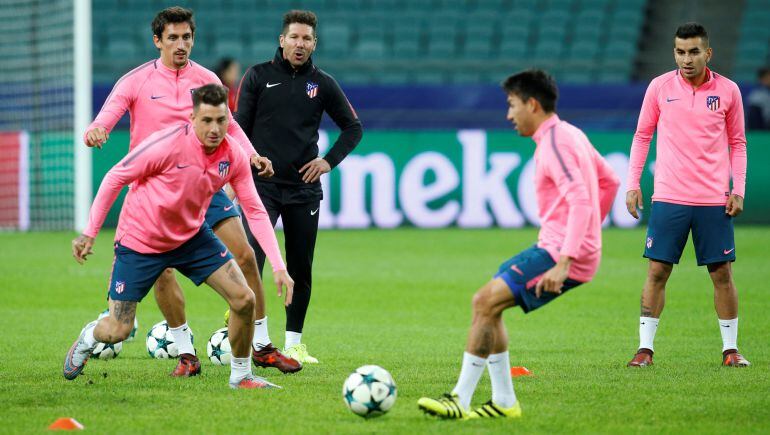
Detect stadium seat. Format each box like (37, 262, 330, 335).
(354, 40, 388, 60)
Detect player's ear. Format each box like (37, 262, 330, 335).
(189, 110, 195, 122)
(153, 34, 162, 50)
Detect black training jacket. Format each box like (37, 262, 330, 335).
(234, 48, 363, 188)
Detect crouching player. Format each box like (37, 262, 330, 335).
(63, 84, 294, 389)
(418, 70, 620, 419)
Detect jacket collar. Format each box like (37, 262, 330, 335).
(676, 66, 716, 91)
(155, 57, 193, 78)
(273, 47, 314, 75)
(532, 114, 561, 144)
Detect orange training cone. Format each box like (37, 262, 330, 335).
(48, 417, 84, 430)
(510, 366, 533, 377)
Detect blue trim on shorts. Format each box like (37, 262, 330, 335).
(204, 190, 241, 228)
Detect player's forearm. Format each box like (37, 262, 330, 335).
(324, 122, 362, 169)
(626, 139, 651, 191)
(560, 204, 593, 259)
(227, 114, 257, 157)
(598, 174, 621, 221)
(232, 176, 286, 272)
(729, 140, 747, 197)
(83, 172, 125, 238)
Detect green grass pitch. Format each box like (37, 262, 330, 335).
(1, 228, 769, 433)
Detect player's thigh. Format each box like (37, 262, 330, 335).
(691, 205, 735, 266)
(109, 242, 169, 303)
(213, 216, 256, 263)
(474, 278, 518, 315)
(281, 199, 321, 254)
(204, 259, 254, 310)
(644, 201, 692, 264)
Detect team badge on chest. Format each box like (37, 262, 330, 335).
(218, 161, 230, 178)
(706, 95, 720, 111)
(306, 81, 319, 98)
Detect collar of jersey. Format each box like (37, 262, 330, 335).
(532, 113, 561, 145)
(155, 58, 193, 78)
(273, 47, 314, 75)
(676, 66, 716, 91)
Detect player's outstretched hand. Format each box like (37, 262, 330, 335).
(85, 127, 108, 149)
(251, 155, 274, 178)
(299, 158, 330, 183)
(273, 270, 295, 306)
(72, 234, 95, 264)
(626, 189, 643, 219)
(726, 194, 744, 217)
(535, 258, 571, 298)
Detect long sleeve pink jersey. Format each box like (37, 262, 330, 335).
(628, 68, 747, 204)
(86, 58, 255, 157)
(532, 115, 621, 282)
(83, 124, 286, 272)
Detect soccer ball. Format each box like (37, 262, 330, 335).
(206, 327, 231, 366)
(98, 309, 138, 341)
(91, 341, 123, 359)
(342, 365, 397, 418)
(145, 320, 194, 359)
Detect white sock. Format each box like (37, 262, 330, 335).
(451, 352, 487, 410)
(253, 316, 271, 350)
(83, 323, 97, 348)
(169, 323, 195, 355)
(718, 318, 738, 353)
(487, 351, 517, 408)
(229, 356, 251, 383)
(285, 331, 302, 349)
(639, 317, 659, 352)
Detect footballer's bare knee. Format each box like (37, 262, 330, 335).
(229, 289, 256, 317)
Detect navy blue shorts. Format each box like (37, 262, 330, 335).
(644, 201, 735, 266)
(108, 224, 234, 302)
(204, 190, 240, 228)
(494, 245, 583, 313)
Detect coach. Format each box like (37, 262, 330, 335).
(235, 10, 363, 364)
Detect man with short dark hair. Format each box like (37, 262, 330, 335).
(65, 84, 294, 389)
(625, 23, 749, 367)
(235, 9, 363, 364)
(747, 67, 770, 130)
(84, 6, 301, 376)
(417, 69, 620, 420)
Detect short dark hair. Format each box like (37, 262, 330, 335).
(192, 84, 228, 110)
(501, 69, 558, 113)
(675, 22, 708, 44)
(282, 10, 317, 35)
(152, 6, 195, 40)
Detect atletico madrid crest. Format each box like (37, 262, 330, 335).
(218, 161, 230, 178)
(706, 96, 720, 111)
(115, 281, 125, 294)
(306, 81, 319, 98)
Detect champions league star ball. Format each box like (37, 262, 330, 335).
(342, 365, 397, 418)
(91, 341, 123, 359)
(98, 309, 138, 341)
(206, 327, 231, 366)
(146, 320, 194, 359)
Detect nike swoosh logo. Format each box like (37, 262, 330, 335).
(224, 205, 234, 211)
(266, 82, 281, 88)
(471, 362, 484, 367)
(666, 97, 680, 103)
(176, 164, 190, 169)
(220, 250, 228, 257)
(151, 95, 166, 100)
(510, 264, 524, 275)
(310, 208, 319, 215)
(723, 248, 735, 255)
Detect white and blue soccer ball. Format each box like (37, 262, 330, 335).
(342, 365, 397, 418)
(98, 309, 138, 342)
(206, 327, 231, 366)
(91, 341, 122, 359)
(146, 320, 193, 359)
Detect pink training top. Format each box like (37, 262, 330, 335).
(86, 58, 255, 157)
(532, 115, 621, 282)
(83, 124, 286, 272)
(628, 68, 747, 205)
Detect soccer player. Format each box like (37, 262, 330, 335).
(84, 7, 301, 375)
(234, 10, 363, 363)
(65, 84, 293, 389)
(625, 23, 749, 368)
(417, 70, 620, 419)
